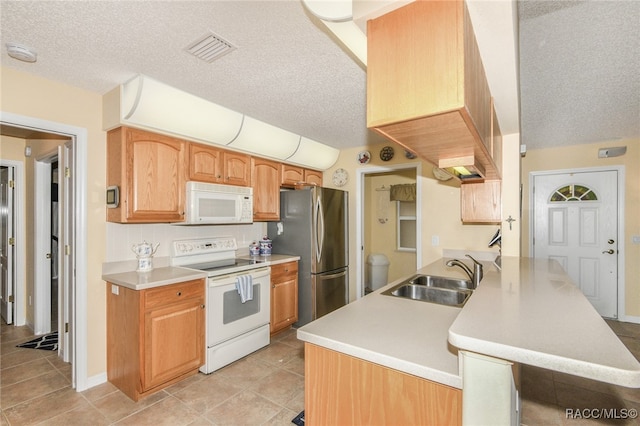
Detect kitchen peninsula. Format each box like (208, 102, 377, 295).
(297, 256, 640, 425)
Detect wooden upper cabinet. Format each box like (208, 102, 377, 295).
(281, 164, 323, 187)
(188, 143, 250, 186)
(252, 157, 281, 221)
(460, 180, 501, 223)
(189, 143, 223, 183)
(367, 0, 499, 181)
(304, 169, 323, 186)
(107, 127, 186, 223)
(223, 151, 251, 186)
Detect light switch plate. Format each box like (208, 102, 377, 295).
(431, 235, 440, 246)
(632, 236, 640, 245)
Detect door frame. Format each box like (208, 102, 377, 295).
(0, 160, 25, 326)
(529, 165, 625, 320)
(0, 111, 88, 391)
(356, 162, 422, 300)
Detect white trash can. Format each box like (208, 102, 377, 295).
(366, 253, 390, 291)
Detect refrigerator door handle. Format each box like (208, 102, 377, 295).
(314, 194, 324, 263)
(318, 269, 347, 280)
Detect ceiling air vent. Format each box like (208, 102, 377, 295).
(185, 31, 236, 63)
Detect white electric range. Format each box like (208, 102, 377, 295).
(171, 237, 271, 374)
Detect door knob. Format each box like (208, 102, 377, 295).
(602, 249, 615, 254)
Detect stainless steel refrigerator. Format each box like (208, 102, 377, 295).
(268, 187, 348, 326)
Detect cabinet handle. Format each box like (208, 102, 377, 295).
(201, 304, 205, 309)
(177, 291, 182, 296)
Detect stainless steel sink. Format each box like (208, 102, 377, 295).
(408, 274, 475, 290)
(382, 283, 472, 307)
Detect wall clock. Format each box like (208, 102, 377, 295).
(380, 146, 395, 161)
(332, 168, 349, 187)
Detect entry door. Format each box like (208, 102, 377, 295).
(1, 166, 14, 324)
(533, 170, 618, 318)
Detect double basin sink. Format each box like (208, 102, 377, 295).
(382, 274, 474, 307)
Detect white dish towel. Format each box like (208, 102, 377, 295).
(235, 275, 253, 303)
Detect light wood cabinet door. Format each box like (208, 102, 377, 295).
(270, 261, 298, 335)
(144, 297, 204, 389)
(367, 0, 498, 181)
(188, 143, 223, 183)
(304, 169, 323, 186)
(281, 164, 304, 187)
(223, 151, 251, 186)
(281, 165, 323, 188)
(251, 157, 281, 221)
(460, 180, 501, 223)
(188, 143, 250, 186)
(107, 279, 205, 401)
(304, 343, 462, 426)
(107, 127, 186, 223)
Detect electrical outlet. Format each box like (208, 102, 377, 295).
(632, 236, 640, 245)
(111, 284, 119, 295)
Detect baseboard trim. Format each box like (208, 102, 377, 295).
(617, 315, 640, 325)
(81, 372, 107, 392)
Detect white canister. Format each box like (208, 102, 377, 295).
(137, 257, 153, 272)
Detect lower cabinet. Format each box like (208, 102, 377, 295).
(304, 343, 462, 425)
(106, 279, 205, 401)
(270, 261, 298, 335)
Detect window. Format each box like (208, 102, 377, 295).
(397, 201, 416, 251)
(550, 184, 598, 202)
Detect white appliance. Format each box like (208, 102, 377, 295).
(183, 182, 253, 225)
(171, 237, 270, 374)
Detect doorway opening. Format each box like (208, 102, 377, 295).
(356, 163, 422, 299)
(0, 112, 88, 391)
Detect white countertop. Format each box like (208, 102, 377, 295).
(102, 254, 300, 291)
(449, 256, 640, 388)
(102, 266, 207, 290)
(297, 256, 640, 389)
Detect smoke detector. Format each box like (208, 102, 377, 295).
(6, 43, 37, 62)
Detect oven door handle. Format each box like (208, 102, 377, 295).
(207, 267, 270, 286)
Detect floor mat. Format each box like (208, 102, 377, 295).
(292, 410, 304, 426)
(16, 332, 58, 351)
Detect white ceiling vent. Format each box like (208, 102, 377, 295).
(185, 31, 236, 63)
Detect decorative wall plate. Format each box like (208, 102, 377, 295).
(380, 146, 394, 161)
(357, 150, 371, 164)
(433, 167, 453, 181)
(332, 168, 349, 187)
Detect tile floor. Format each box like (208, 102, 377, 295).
(1, 319, 639, 425)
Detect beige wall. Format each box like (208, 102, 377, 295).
(1, 66, 107, 377)
(328, 141, 502, 301)
(521, 140, 640, 317)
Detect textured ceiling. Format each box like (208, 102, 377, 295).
(1, 1, 638, 152)
(518, 0, 640, 148)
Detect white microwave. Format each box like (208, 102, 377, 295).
(183, 182, 253, 225)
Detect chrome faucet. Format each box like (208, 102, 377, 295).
(446, 255, 483, 288)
